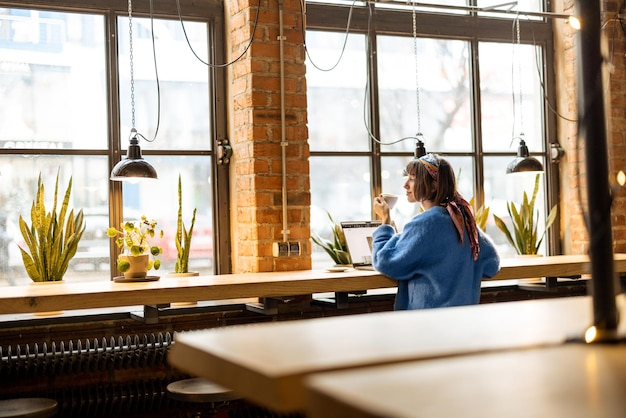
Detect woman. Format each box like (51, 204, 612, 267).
(372, 153, 500, 310)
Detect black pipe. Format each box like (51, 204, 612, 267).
(574, 0, 619, 338)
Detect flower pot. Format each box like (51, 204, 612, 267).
(30, 280, 65, 317)
(119, 254, 149, 279)
(167, 272, 200, 306)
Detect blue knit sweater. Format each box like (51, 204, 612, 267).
(372, 206, 500, 310)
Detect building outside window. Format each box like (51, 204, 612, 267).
(306, 1, 559, 267)
(0, 2, 227, 285)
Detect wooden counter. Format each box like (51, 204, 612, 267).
(490, 253, 626, 281)
(169, 295, 621, 413)
(0, 269, 393, 315)
(1, 253, 625, 315)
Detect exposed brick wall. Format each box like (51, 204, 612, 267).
(556, 0, 626, 254)
(226, 0, 311, 272)
(605, 0, 626, 253)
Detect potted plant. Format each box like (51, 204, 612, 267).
(107, 216, 163, 278)
(470, 197, 490, 232)
(172, 174, 197, 276)
(493, 174, 558, 255)
(312, 211, 351, 265)
(18, 172, 86, 283)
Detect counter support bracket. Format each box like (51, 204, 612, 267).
(131, 304, 170, 324)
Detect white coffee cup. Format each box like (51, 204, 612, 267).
(381, 193, 398, 209)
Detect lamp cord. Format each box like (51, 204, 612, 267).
(126, 0, 160, 143)
(511, 14, 524, 146)
(128, 0, 136, 131)
(176, 0, 261, 68)
(299, 0, 356, 72)
(412, 0, 422, 140)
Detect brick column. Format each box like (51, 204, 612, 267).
(226, 0, 311, 272)
(555, 0, 588, 254)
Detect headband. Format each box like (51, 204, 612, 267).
(417, 153, 439, 180)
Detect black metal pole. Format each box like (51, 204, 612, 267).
(574, 0, 619, 339)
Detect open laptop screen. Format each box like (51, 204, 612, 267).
(340, 221, 381, 267)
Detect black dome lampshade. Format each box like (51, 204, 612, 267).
(110, 133, 157, 181)
(506, 139, 544, 175)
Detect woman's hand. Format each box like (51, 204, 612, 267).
(373, 195, 392, 225)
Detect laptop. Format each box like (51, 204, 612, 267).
(340, 220, 382, 270)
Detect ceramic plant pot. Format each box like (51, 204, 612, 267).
(119, 254, 149, 279)
(30, 280, 65, 317)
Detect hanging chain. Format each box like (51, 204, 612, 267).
(412, 0, 422, 137)
(515, 16, 524, 136)
(128, 0, 136, 131)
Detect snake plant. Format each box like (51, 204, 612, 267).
(312, 210, 351, 265)
(174, 174, 197, 273)
(493, 174, 558, 255)
(469, 197, 490, 232)
(18, 172, 85, 282)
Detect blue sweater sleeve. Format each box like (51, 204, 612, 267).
(371, 208, 456, 281)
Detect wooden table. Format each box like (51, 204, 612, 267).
(305, 340, 626, 418)
(169, 294, 621, 413)
(1, 254, 624, 315)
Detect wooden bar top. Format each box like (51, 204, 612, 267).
(0, 253, 625, 314)
(305, 340, 626, 418)
(490, 253, 626, 281)
(0, 269, 393, 315)
(169, 295, 623, 413)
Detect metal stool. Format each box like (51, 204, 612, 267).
(0, 398, 58, 418)
(166, 378, 240, 417)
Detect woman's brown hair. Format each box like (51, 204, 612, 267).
(405, 155, 457, 206)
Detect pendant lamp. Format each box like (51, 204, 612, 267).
(110, 129, 158, 180)
(110, 0, 157, 182)
(506, 137, 543, 174)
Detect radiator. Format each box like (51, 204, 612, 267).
(0, 332, 188, 417)
(1, 333, 172, 377)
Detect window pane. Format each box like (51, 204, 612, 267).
(378, 36, 471, 153)
(0, 156, 110, 286)
(0, 8, 107, 150)
(306, 31, 369, 152)
(310, 156, 371, 268)
(483, 156, 549, 257)
(381, 156, 474, 231)
(121, 156, 214, 275)
(479, 42, 544, 153)
(118, 17, 211, 151)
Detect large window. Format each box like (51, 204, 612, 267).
(0, 2, 227, 286)
(307, 1, 559, 267)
